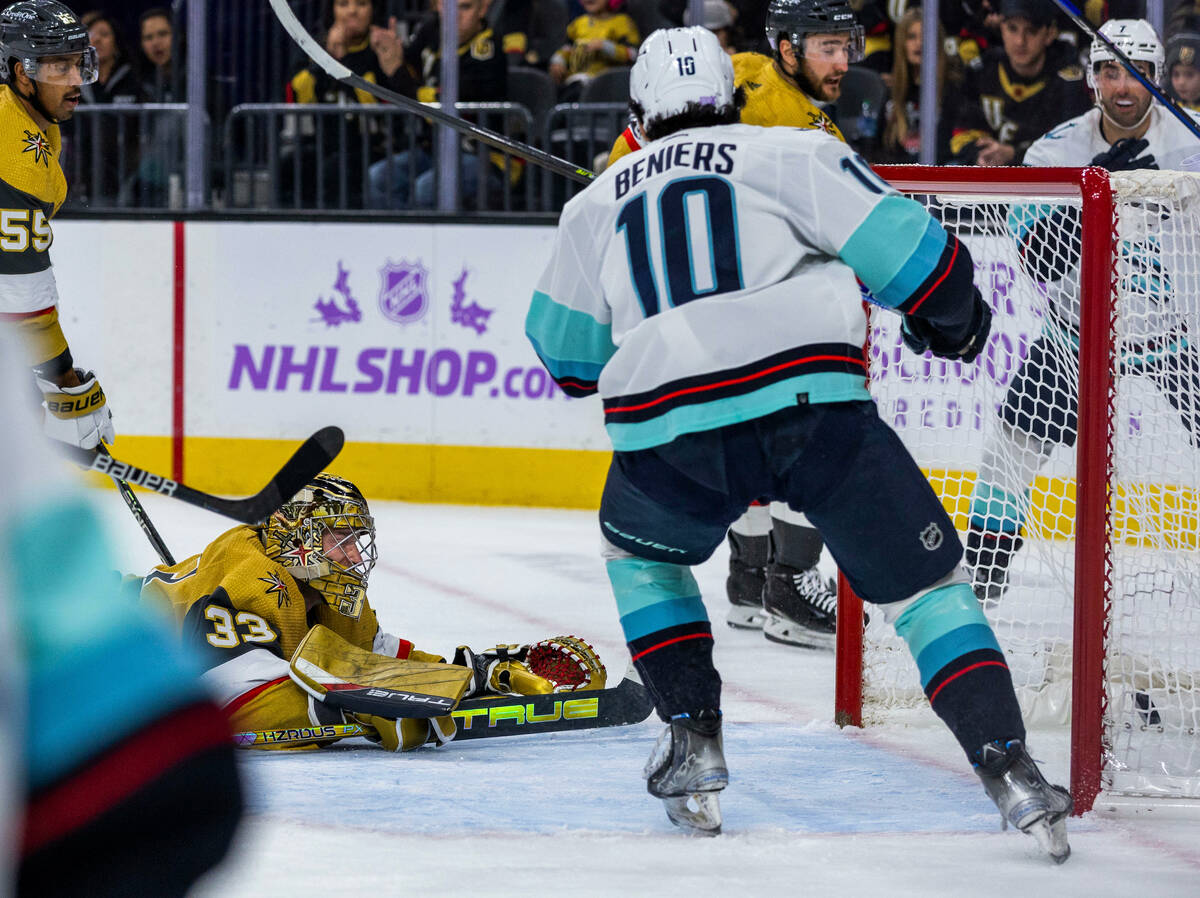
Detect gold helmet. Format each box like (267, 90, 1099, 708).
(260, 473, 377, 620)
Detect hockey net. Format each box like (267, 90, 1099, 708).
(836, 167, 1200, 813)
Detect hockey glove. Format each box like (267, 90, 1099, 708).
(901, 288, 992, 364)
(1090, 137, 1157, 172)
(36, 368, 114, 450)
(454, 635, 606, 698)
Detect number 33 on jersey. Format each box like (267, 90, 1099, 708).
(525, 124, 966, 452)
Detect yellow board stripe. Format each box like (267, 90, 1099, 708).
(80, 439, 1198, 549)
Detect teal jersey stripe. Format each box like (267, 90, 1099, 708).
(840, 197, 948, 308)
(968, 482, 1025, 532)
(607, 558, 706, 642)
(620, 596, 709, 642)
(893, 583, 996, 686)
(10, 498, 208, 788)
(527, 333, 607, 383)
(525, 290, 616, 377)
(913, 623, 1002, 688)
(604, 371, 870, 451)
(26, 623, 210, 788)
(1006, 202, 1054, 244)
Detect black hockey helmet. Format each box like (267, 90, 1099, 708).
(765, 0, 863, 59)
(0, 0, 96, 83)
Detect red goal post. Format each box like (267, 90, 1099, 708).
(832, 165, 1200, 816)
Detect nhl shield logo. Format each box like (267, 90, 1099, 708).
(920, 522, 944, 551)
(378, 259, 430, 325)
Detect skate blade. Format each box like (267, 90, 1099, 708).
(726, 605, 766, 630)
(762, 614, 835, 651)
(1026, 816, 1070, 864)
(662, 792, 722, 836)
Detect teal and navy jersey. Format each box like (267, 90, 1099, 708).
(525, 122, 976, 451)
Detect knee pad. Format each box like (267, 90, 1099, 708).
(889, 573, 1001, 689)
(605, 552, 707, 644)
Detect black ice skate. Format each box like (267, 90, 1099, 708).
(644, 709, 728, 836)
(726, 557, 767, 629)
(726, 531, 767, 630)
(761, 564, 837, 650)
(975, 739, 1072, 864)
(965, 526, 1024, 604)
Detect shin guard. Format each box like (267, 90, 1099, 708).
(893, 582, 1026, 759)
(606, 557, 719, 718)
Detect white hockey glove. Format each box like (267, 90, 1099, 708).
(36, 368, 114, 450)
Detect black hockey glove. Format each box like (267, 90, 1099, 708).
(901, 287, 992, 364)
(1090, 137, 1157, 172)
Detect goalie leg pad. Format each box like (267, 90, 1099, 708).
(350, 712, 457, 751)
(289, 624, 471, 718)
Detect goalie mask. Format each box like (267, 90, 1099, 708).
(1088, 18, 1164, 89)
(261, 473, 377, 621)
(0, 1, 98, 85)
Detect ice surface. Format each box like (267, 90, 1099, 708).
(91, 492, 1200, 896)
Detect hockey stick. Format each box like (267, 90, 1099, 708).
(113, 471, 176, 565)
(1046, 0, 1200, 142)
(62, 426, 345, 524)
(266, 0, 595, 185)
(232, 670, 655, 747)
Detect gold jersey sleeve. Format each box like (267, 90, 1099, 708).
(141, 525, 383, 667)
(606, 53, 847, 165)
(732, 53, 845, 141)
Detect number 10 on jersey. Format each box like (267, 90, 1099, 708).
(615, 175, 743, 317)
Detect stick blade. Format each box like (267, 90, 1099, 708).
(226, 426, 346, 524)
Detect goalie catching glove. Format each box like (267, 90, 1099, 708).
(453, 635, 607, 698)
(901, 287, 992, 364)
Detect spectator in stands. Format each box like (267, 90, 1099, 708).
(73, 11, 146, 206)
(285, 0, 405, 207)
(1167, 29, 1200, 111)
(138, 6, 178, 101)
(365, 0, 508, 209)
(951, 0, 1089, 165)
(497, 0, 566, 68)
(549, 0, 640, 100)
(874, 7, 962, 163)
(81, 11, 141, 103)
(684, 0, 739, 54)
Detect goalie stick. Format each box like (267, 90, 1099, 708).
(98, 443, 177, 565)
(233, 669, 655, 747)
(60, 426, 345, 524)
(266, 0, 595, 185)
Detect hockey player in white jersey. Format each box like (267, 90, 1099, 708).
(965, 18, 1200, 600)
(526, 26, 1072, 860)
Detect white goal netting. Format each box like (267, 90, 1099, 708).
(857, 170, 1200, 802)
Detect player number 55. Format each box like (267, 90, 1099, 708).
(0, 209, 51, 253)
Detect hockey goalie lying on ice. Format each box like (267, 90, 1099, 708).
(135, 473, 606, 751)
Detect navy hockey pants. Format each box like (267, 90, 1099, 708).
(599, 400, 962, 605)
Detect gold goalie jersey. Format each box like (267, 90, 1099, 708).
(0, 84, 69, 373)
(140, 525, 438, 737)
(607, 52, 844, 167)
